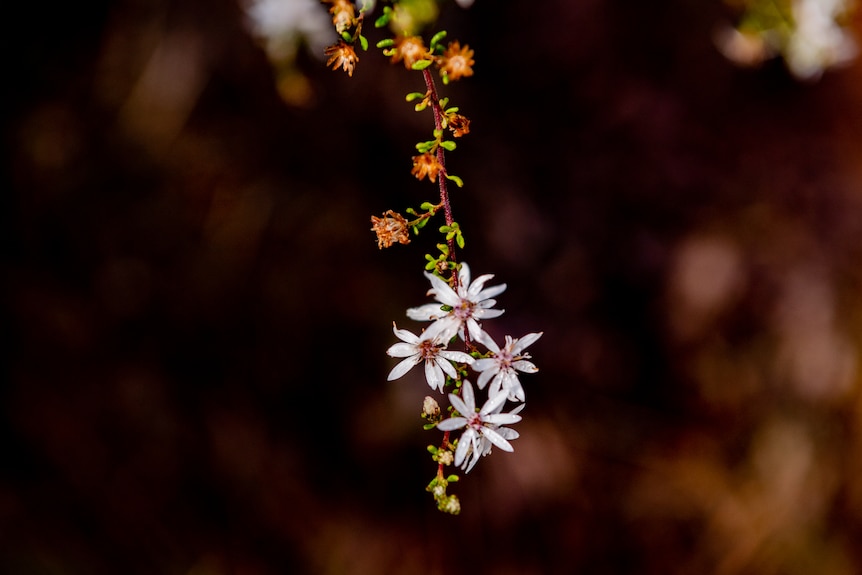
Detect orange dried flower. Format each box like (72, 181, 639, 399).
(325, 0, 356, 34)
(391, 36, 431, 69)
(439, 41, 475, 81)
(371, 210, 411, 249)
(446, 112, 470, 137)
(411, 152, 443, 182)
(325, 41, 359, 76)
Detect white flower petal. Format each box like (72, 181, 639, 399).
(512, 359, 538, 373)
(484, 413, 522, 425)
(391, 323, 419, 343)
(513, 331, 543, 353)
(425, 360, 446, 392)
(436, 357, 459, 380)
(480, 389, 508, 415)
(386, 342, 419, 358)
(387, 356, 421, 380)
(407, 303, 447, 321)
(449, 392, 471, 417)
(437, 417, 467, 431)
(481, 427, 514, 452)
(460, 380, 476, 412)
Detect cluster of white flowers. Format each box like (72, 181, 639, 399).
(386, 262, 541, 472)
(716, 0, 857, 81)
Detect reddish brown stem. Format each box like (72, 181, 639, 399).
(421, 69, 457, 267)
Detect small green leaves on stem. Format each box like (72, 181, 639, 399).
(429, 30, 448, 53)
(440, 222, 465, 249)
(374, 5, 393, 28)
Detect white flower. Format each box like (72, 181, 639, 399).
(406, 262, 506, 342)
(437, 381, 522, 471)
(243, 0, 332, 62)
(458, 402, 524, 472)
(386, 323, 474, 393)
(473, 331, 542, 402)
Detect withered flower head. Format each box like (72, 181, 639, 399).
(391, 36, 431, 69)
(325, 0, 356, 34)
(325, 41, 359, 77)
(411, 152, 443, 182)
(446, 112, 470, 137)
(439, 41, 475, 81)
(371, 210, 411, 249)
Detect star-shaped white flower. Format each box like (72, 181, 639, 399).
(386, 323, 474, 393)
(436, 380, 522, 471)
(472, 331, 542, 402)
(457, 402, 524, 472)
(406, 262, 506, 342)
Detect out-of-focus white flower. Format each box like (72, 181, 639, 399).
(437, 381, 522, 471)
(244, 0, 332, 62)
(473, 331, 542, 402)
(407, 262, 506, 342)
(716, 0, 856, 80)
(455, 0, 475, 7)
(387, 323, 474, 393)
(785, 0, 857, 80)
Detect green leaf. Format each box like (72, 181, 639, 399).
(440, 140, 456, 151)
(358, 34, 369, 51)
(447, 474, 460, 483)
(456, 231, 465, 249)
(374, 8, 391, 28)
(376, 38, 395, 48)
(414, 101, 428, 112)
(411, 59, 433, 70)
(405, 91, 426, 102)
(430, 30, 448, 51)
(427, 445, 438, 454)
(438, 97, 449, 109)
(341, 31, 353, 43)
(439, 225, 452, 233)
(423, 423, 437, 431)
(444, 107, 459, 114)
(420, 201, 435, 211)
(445, 174, 464, 188)
(436, 243, 449, 256)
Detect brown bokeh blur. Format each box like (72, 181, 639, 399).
(5, 1, 862, 573)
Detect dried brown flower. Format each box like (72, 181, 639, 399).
(446, 112, 470, 137)
(391, 36, 431, 69)
(371, 210, 411, 249)
(325, 41, 359, 77)
(325, 0, 356, 34)
(411, 152, 443, 182)
(438, 41, 474, 81)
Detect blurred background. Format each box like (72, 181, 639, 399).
(5, 0, 862, 573)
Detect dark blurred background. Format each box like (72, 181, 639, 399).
(5, 0, 862, 573)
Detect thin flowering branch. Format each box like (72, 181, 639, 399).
(315, 0, 541, 514)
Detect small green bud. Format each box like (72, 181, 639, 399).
(430, 30, 448, 50)
(438, 97, 449, 109)
(376, 38, 395, 48)
(447, 474, 459, 483)
(412, 59, 433, 70)
(440, 140, 456, 151)
(358, 34, 369, 51)
(405, 91, 426, 102)
(445, 174, 464, 188)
